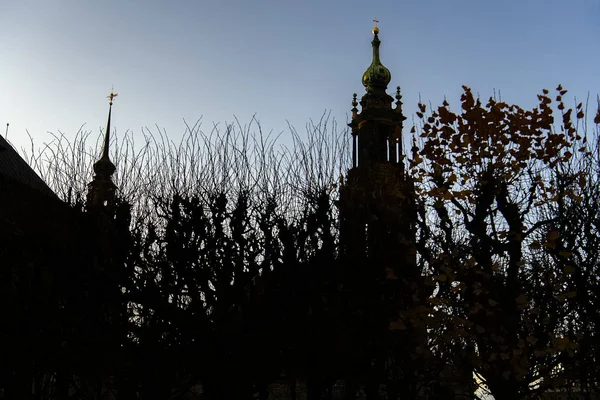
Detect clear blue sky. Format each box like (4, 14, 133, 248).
(1, 0, 599, 153)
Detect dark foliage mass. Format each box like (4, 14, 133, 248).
(2, 91, 600, 400)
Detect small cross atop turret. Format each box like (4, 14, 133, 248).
(108, 91, 118, 105)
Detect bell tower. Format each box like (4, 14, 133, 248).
(340, 23, 417, 281)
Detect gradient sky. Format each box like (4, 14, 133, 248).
(1, 0, 599, 154)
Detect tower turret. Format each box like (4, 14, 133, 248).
(349, 23, 406, 168)
(87, 92, 118, 212)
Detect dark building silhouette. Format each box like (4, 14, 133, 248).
(0, 94, 127, 400)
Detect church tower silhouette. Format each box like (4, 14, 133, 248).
(340, 23, 419, 284)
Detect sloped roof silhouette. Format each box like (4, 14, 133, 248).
(0, 134, 58, 198)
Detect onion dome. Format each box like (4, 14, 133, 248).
(362, 25, 391, 94)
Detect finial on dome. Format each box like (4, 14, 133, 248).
(362, 20, 391, 94)
(372, 18, 379, 35)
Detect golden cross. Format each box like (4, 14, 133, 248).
(373, 18, 379, 29)
(108, 89, 118, 105)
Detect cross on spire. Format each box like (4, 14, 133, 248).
(108, 90, 118, 105)
(372, 18, 380, 35)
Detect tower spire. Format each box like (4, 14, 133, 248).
(101, 91, 117, 160)
(87, 91, 118, 211)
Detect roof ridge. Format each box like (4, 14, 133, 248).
(0, 134, 58, 198)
